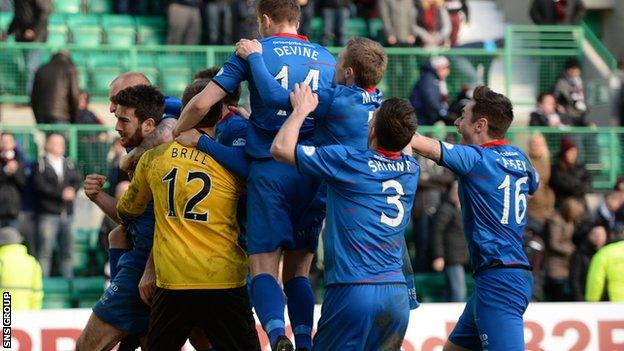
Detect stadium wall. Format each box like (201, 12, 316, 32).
(6, 303, 624, 351)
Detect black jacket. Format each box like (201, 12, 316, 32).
(431, 200, 468, 266)
(33, 155, 80, 215)
(409, 63, 449, 126)
(569, 240, 597, 301)
(7, 0, 52, 42)
(0, 157, 27, 219)
(549, 161, 592, 208)
(530, 0, 586, 25)
(30, 53, 80, 124)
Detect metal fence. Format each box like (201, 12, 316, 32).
(2, 124, 623, 190)
(0, 25, 614, 108)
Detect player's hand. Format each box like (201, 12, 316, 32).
(228, 105, 250, 120)
(387, 35, 397, 46)
(407, 35, 416, 45)
(432, 257, 445, 272)
(235, 39, 262, 60)
(175, 129, 202, 148)
(23, 29, 35, 41)
(119, 147, 143, 172)
(290, 83, 318, 117)
(139, 265, 157, 306)
(84, 174, 107, 201)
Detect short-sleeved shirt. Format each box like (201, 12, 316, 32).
(117, 141, 247, 290)
(438, 140, 539, 272)
(296, 144, 419, 285)
(212, 33, 336, 159)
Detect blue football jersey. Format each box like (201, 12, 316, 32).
(438, 140, 539, 272)
(216, 112, 248, 147)
(118, 201, 155, 269)
(296, 144, 419, 285)
(212, 34, 336, 159)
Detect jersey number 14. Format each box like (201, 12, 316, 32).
(274, 66, 320, 116)
(498, 175, 529, 225)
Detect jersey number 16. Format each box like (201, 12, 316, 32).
(498, 175, 529, 225)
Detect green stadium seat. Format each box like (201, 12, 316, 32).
(101, 14, 134, 27)
(87, 0, 113, 14)
(346, 18, 369, 40)
(91, 67, 122, 95)
(138, 67, 159, 86)
(67, 14, 100, 28)
(414, 273, 445, 302)
(161, 68, 192, 98)
(73, 249, 91, 275)
(53, 0, 82, 14)
(136, 16, 167, 45)
(43, 277, 73, 309)
(47, 25, 69, 46)
(71, 27, 103, 46)
(89, 52, 128, 69)
(0, 12, 13, 32)
(72, 277, 105, 307)
(76, 65, 89, 89)
(157, 54, 190, 69)
(0, 51, 25, 95)
(368, 19, 385, 43)
(105, 27, 136, 46)
(310, 17, 323, 43)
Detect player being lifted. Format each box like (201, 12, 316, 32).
(116, 85, 260, 351)
(411, 86, 539, 351)
(271, 84, 419, 350)
(174, 1, 335, 350)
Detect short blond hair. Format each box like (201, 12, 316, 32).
(343, 37, 387, 88)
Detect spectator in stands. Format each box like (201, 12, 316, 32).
(3, 0, 52, 93)
(411, 134, 455, 272)
(379, 0, 416, 46)
(550, 136, 591, 209)
(447, 85, 472, 125)
(554, 58, 588, 126)
(76, 91, 101, 125)
(530, 92, 566, 127)
(586, 235, 624, 302)
(595, 191, 624, 240)
(115, 0, 143, 15)
(299, 0, 315, 38)
(234, 0, 259, 40)
(166, 0, 202, 45)
(570, 225, 606, 301)
(33, 133, 80, 279)
(527, 133, 556, 236)
(0, 133, 27, 229)
(204, 0, 233, 45)
(0, 227, 43, 310)
(30, 52, 80, 124)
(545, 197, 584, 301)
(320, 0, 351, 47)
(445, 0, 468, 47)
(530, 0, 586, 25)
(409, 56, 451, 126)
(431, 181, 469, 302)
(413, 0, 451, 47)
(0, 0, 12, 11)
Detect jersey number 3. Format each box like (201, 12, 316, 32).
(381, 180, 405, 228)
(163, 168, 212, 222)
(498, 175, 528, 225)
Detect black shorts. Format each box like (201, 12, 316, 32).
(147, 286, 260, 351)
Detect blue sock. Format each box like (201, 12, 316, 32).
(250, 273, 286, 347)
(109, 248, 129, 279)
(284, 277, 314, 350)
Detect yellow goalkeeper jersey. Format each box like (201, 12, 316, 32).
(117, 140, 247, 290)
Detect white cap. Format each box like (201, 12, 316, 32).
(431, 56, 450, 69)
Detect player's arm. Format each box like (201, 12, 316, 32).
(116, 153, 153, 222)
(585, 250, 607, 301)
(410, 133, 442, 163)
(139, 249, 157, 305)
(176, 129, 250, 178)
(84, 174, 121, 223)
(119, 118, 176, 172)
(271, 84, 319, 165)
(236, 39, 331, 117)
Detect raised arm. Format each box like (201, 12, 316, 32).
(271, 84, 319, 165)
(174, 82, 228, 137)
(410, 133, 442, 163)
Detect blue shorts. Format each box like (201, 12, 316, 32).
(246, 159, 322, 254)
(313, 284, 409, 351)
(92, 265, 150, 334)
(448, 268, 533, 351)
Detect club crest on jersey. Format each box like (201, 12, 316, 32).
(302, 145, 316, 156)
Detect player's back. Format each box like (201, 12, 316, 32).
(140, 141, 247, 289)
(314, 86, 381, 149)
(312, 146, 420, 285)
(216, 112, 248, 147)
(440, 140, 539, 272)
(214, 34, 335, 159)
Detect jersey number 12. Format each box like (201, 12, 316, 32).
(498, 175, 529, 225)
(162, 167, 212, 222)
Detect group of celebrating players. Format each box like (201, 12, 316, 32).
(72, 0, 539, 350)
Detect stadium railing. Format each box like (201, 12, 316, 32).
(0, 25, 613, 107)
(2, 124, 623, 190)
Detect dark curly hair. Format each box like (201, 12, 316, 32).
(112, 84, 165, 123)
